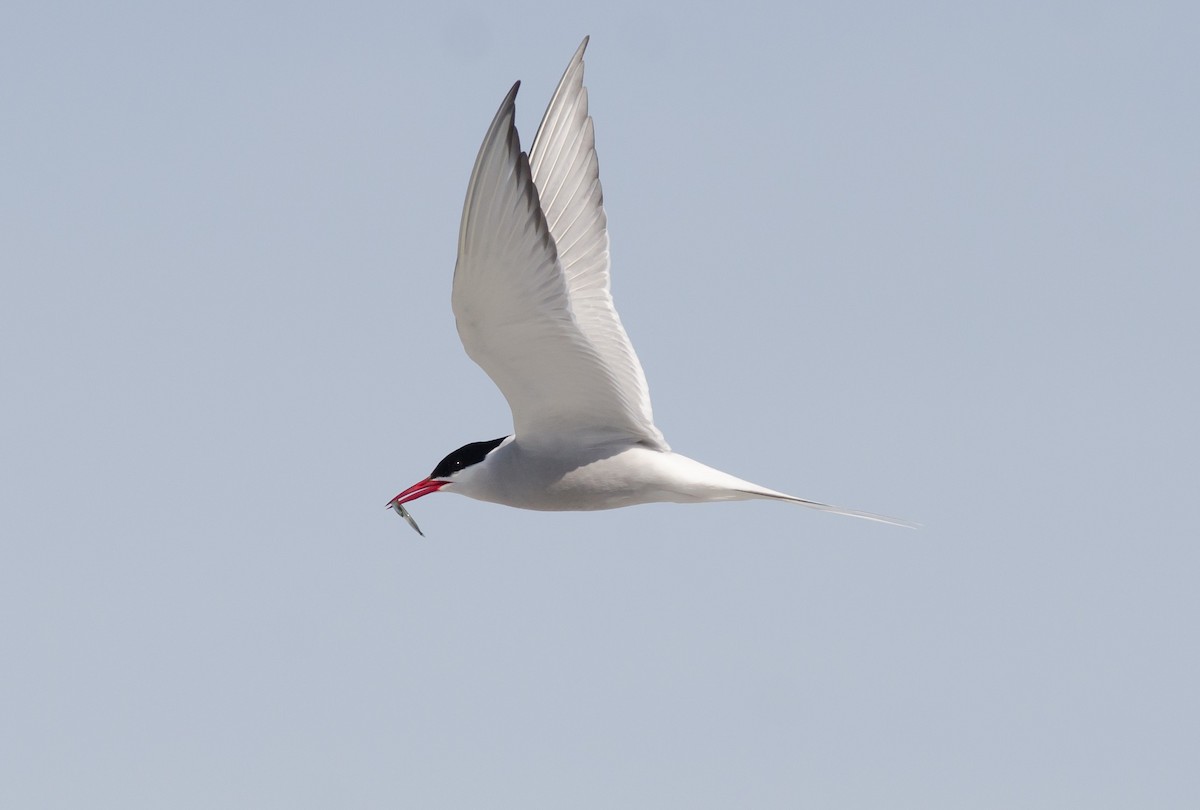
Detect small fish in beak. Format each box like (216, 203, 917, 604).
(390, 500, 424, 537)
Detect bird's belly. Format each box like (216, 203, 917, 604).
(518, 477, 671, 511)
(473, 445, 722, 511)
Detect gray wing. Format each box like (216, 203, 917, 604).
(452, 80, 667, 448)
(527, 38, 667, 449)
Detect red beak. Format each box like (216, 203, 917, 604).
(388, 478, 448, 507)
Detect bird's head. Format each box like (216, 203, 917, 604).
(387, 436, 509, 509)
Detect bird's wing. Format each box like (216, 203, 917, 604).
(452, 78, 667, 448)
(527, 38, 666, 449)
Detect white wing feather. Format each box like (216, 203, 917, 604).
(453, 78, 667, 448)
(528, 38, 666, 450)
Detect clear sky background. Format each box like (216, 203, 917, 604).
(3, 1, 1198, 807)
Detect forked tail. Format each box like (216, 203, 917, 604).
(735, 487, 917, 528)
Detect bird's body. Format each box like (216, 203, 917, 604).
(389, 38, 908, 531)
(441, 436, 818, 512)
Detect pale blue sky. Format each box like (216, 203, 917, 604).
(3, 1, 1198, 807)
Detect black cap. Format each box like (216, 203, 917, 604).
(430, 437, 508, 479)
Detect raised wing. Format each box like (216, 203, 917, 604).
(528, 38, 665, 449)
(452, 78, 667, 448)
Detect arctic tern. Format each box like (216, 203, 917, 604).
(389, 38, 909, 532)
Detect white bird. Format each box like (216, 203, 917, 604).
(389, 38, 909, 532)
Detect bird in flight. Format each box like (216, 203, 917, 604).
(389, 38, 909, 534)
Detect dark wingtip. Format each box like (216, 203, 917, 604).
(498, 80, 520, 110)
